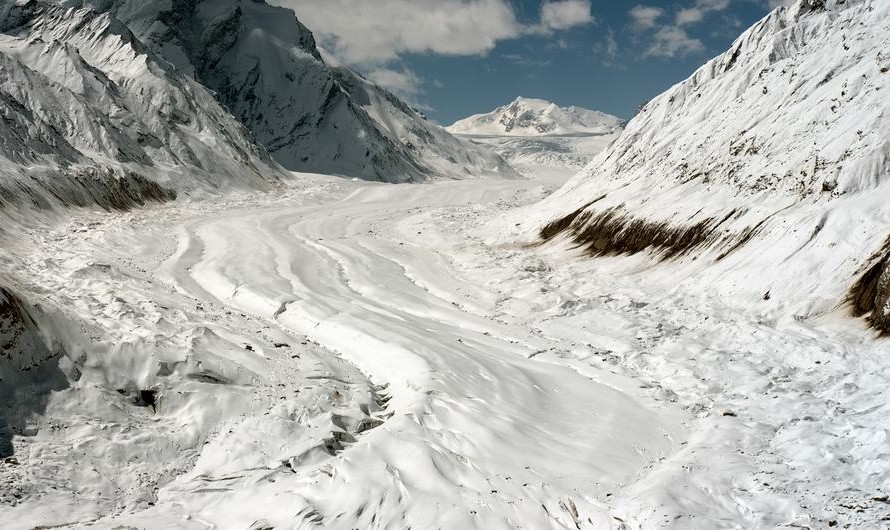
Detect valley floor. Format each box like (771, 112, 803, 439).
(1, 173, 887, 529)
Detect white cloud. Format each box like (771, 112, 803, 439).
(274, 0, 594, 65)
(675, 8, 705, 25)
(503, 54, 552, 68)
(539, 1, 594, 31)
(365, 67, 423, 98)
(272, 0, 595, 109)
(676, 0, 730, 26)
(644, 26, 704, 57)
(592, 29, 620, 67)
(632, 0, 735, 60)
(276, 0, 523, 65)
(629, 5, 665, 29)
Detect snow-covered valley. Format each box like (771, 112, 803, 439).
(1, 0, 889, 528)
(1, 172, 888, 529)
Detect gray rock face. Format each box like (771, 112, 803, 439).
(873, 264, 890, 332)
(0, 0, 283, 209)
(0, 286, 69, 459)
(55, 0, 508, 181)
(69, 0, 512, 181)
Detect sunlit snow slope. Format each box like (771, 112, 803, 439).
(532, 0, 890, 330)
(449, 97, 624, 177)
(450, 97, 624, 137)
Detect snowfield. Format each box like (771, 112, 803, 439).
(1, 172, 888, 529)
(448, 97, 625, 178)
(1, 0, 889, 528)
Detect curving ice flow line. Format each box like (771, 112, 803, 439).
(160, 178, 688, 528)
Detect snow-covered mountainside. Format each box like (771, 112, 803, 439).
(532, 0, 890, 330)
(3, 0, 890, 526)
(449, 96, 624, 136)
(0, 0, 283, 211)
(64, 0, 514, 181)
(449, 97, 624, 176)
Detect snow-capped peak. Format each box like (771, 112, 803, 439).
(448, 97, 624, 136)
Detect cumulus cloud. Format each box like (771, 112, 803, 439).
(676, 0, 730, 26)
(276, 0, 592, 66)
(271, 0, 594, 108)
(630, 0, 739, 60)
(644, 26, 704, 57)
(365, 67, 423, 99)
(629, 5, 665, 29)
(276, 0, 521, 65)
(539, 1, 594, 31)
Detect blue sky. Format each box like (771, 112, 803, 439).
(278, 1, 787, 124)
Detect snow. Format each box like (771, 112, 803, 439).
(1, 0, 889, 528)
(3, 170, 888, 528)
(449, 97, 624, 177)
(526, 0, 890, 328)
(0, 174, 684, 529)
(448, 96, 625, 137)
(69, 0, 516, 182)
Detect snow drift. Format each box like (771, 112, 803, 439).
(533, 0, 890, 331)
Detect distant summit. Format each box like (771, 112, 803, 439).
(447, 97, 624, 137)
(447, 98, 624, 176)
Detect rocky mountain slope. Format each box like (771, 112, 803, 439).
(448, 97, 624, 176)
(531, 0, 890, 330)
(63, 0, 513, 181)
(0, 0, 513, 216)
(0, 0, 283, 211)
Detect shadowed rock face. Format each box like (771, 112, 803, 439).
(0, 170, 176, 212)
(144, 0, 419, 178)
(0, 287, 69, 458)
(0, 0, 283, 211)
(69, 0, 512, 182)
(850, 239, 890, 334)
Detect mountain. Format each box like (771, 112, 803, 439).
(448, 97, 624, 176)
(0, 0, 513, 214)
(62, 0, 514, 182)
(531, 0, 890, 330)
(448, 96, 624, 136)
(0, 0, 283, 211)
